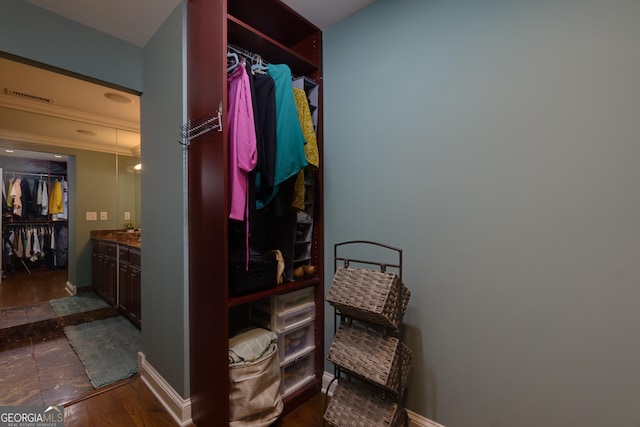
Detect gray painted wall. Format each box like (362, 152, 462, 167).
(323, 0, 640, 426)
(0, 0, 189, 398)
(140, 2, 189, 397)
(0, 0, 143, 92)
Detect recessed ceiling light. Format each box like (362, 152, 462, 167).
(5, 149, 14, 153)
(77, 129, 97, 136)
(104, 92, 132, 104)
(54, 155, 62, 158)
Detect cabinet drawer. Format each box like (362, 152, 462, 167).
(100, 242, 116, 256)
(118, 246, 129, 261)
(128, 249, 141, 267)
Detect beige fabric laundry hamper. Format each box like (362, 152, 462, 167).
(229, 329, 283, 426)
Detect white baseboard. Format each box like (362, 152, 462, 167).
(322, 372, 445, 427)
(136, 361, 441, 427)
(138, 352, 193, 426)
(65, 281, 77, 296)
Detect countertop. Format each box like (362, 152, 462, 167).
(90, 230, 141, 249)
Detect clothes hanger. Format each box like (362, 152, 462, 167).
(227, 52, 239, 73)
(251, 54, 268, 74)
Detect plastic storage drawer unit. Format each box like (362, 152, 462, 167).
(252, 301, 315, 332)
(281, 347, 315, 398)
(269, 286, 315, 313)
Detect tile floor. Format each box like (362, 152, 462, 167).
(0, 269, 100, 406)
(0, 301, 56, 329)
(0, 330, 94, 406)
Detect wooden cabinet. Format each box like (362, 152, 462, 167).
(118, 247, 141, 328)
(187, 1, 324, 425)
(92, 241, 117, 305)
(92, 239, 141, 328)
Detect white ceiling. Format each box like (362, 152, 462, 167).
(0, 56, 141, 155)
(1, 0, 374, 156)
(25, 0, 376, 46)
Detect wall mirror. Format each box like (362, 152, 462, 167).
(0, 53, 140, 305)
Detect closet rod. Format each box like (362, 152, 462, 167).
(5, 221, 58, 226)
(3, 171, 65, 179)
(227, 44, 267, 65)
(227, 44, 303, 79)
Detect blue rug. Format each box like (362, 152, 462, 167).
(50, 291, 110, 316)
(64, 316, 140, 388)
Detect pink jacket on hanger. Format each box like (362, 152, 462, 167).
(227, 63, 257, 221)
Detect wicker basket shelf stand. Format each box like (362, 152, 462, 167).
(324, 241, 412, 427)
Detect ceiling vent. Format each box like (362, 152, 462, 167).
(4, 88, 54, 104)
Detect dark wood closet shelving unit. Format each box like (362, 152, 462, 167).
(188, 0, 324, 425)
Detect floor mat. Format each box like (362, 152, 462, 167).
(64, 316, 140, 389)
(50, 291, 110, 316)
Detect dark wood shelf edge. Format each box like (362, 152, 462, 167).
(228, 277, 321, 307)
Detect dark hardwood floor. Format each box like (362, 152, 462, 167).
(0, 269, 68, 309)
(63, 376, 179, 426)
(63, 376, 327, 426)
(278, 392, 328, 427)
(0, 268, 326, 426)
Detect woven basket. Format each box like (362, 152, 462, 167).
(328, 323, 412, 397)
(326, 266, 410, 331)
(324, 380, 408, 427)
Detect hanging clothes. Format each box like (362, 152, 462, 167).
(7, 177, 14, 209)
(250, 68, 277, 207)
(20, 178, 32, 219)
(40, 178, 48, 215)
(292, 87, 319, 168)
(15, 227, 23, 258)
(4, 230, 13, 268)
(291, 87, 320, 211)
(55, 224, 68, 267)
(31, 178, 39, 216)
(257, 64, 307, 210)
(2, 176, 6, 213)
(48, 179, 63, 215)
(25, 227, 33, 260)
(30, 227, 42, 262)
(228, 61, 258, 270)
(11, 178, 22, 217)
(227, 62, 258, 221)
(54, 179, 68, 220)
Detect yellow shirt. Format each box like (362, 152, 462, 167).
(291, 88, 320, 210)
(48, 180, 64, 214)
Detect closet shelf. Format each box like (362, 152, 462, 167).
(227, 0, 318, 48)
(227, 15, 319, 76)
(228, 277, 320, 308)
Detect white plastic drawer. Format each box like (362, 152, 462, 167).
(280, 347, 315, 398)
(252, 301, 315, 332)
(277, 318, 315, 363)
(272, 286, 314, 312)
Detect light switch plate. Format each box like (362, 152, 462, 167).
(124, 212, 131, 220)
(100, 211, 108, 220)
(86, 212, 97, 221)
